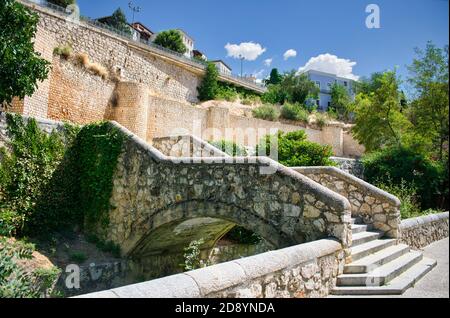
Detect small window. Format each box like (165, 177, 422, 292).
(315, 81, 321, 88)
(344, 81, 348, 87)
(327, 82, 332, 88)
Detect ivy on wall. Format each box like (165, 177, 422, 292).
(75, 122, 125, 234)
(0, 114, 125, 240)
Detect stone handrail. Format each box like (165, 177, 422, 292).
(400, 212, 449, 249)
(292, 166, 401, 238)
(152, 135, 230, 158)
(75, 238, 344, 298)
(107, 121, 352, 255)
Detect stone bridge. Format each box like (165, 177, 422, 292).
(97, 122, 355, 260)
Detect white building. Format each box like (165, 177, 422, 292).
(176, 29, 195, 58)
(211, 60, 232, 76)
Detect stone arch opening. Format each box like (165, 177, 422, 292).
(127, 200, 296, 259)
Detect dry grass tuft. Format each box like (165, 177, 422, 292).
(87, 62, 109, 79)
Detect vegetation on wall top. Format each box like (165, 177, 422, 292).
(154, 30, 187, 55)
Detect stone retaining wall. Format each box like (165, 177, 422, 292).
(400, 212, 449, 250)
(75, 239, 344, 298)
(293, 167, 401, 238)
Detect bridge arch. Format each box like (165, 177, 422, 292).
(128, 200, 295, 258)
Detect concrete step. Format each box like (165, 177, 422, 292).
(344, 244, 411, 274)
(351, 239, 397, 262)
(331, 257, 437, 296)
(350, 217, 363, 225)
(337, 251, 423, 286)
(351, 224, 373, 234)
(352, 231, 384, 247)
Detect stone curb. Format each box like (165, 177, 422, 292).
(400, 212, 449, 230)
(73, 239, 342, 298)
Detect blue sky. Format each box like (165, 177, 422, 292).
(76, 0, 448, 86)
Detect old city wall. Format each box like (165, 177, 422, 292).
(9, 1, 364, 157)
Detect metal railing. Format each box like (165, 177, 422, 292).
(22, 0, 266, 91)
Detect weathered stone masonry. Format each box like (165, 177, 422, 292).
(76, 239, 345, 298)
(104, 122, 353, 258)
(8, 0, 365, 158)
(293, 167, 401, 239)
(400, 212, 449, 250)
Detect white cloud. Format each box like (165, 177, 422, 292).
(253, 69, 266, 79)
(264, 58, 273, 67)
(225, 42, 266, 61)
(283, 49, 297, 60)
(298, 53, 359, 80)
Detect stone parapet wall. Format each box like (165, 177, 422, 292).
(293, 167, 401, 238)
(105, 122, 352, 258)
(152, 135, 228, 158)
(75, 239, 344, 298)
(400, 212, 449, 249)
(330, 157, 364, 178)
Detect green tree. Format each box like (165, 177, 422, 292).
(407, 42, 449, 160)
(0, 0, 51, 106)
(47, 0, 76, 7)
(351, 71, 412, 152)
(261, 84, 287, 104)
(354, 72, 384, 95)
(102, 8, 132, 35)
(154, 30, 187, 54)
(197, 62, 219, 101)
(330, 83, 352, 120)
(281, 71, 319, 105)
(265, 68, 283, 85)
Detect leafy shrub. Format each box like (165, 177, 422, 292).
(209, 140, 247, 156)
(252, 104, 279, 121)
(280, 102, 299, 120)
(69, 251, 87, 263)
(0, 238, 60, 298)
(241, 95, 261, 106)
(53, 44, 72, 59)
(363, 146, 447, 210)
(0, 114, 69, 236)
(375, 178, 421, 219)
(180, 239, 209, 271)
(280, 103, 309, 123)
(216, 84, 238, 102)
(224, 226, 261, 245)
(198, 62, 219, 101)
(0, 115, 125, 238)
(261, 84, 286, 105)
(257, 130, 335, 167)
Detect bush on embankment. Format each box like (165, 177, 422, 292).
(0, 114, 125, 240)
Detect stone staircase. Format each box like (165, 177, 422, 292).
(331, 217, 437, 296)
